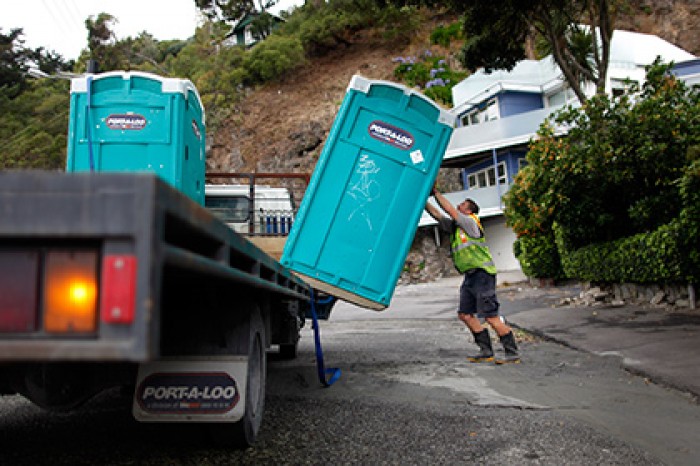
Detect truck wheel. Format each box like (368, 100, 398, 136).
(209, 307, 267, 448)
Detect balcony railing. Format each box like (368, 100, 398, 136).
(419, 184, 511, 227)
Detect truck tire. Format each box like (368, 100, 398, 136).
(209, 306, 267, 448)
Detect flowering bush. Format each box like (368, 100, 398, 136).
(504, 61, 700, 282)
(392, 53, 465, 105)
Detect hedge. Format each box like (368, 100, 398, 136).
(554, 220, 687, 283)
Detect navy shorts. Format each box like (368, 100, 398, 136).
(458, 269, 500, 318)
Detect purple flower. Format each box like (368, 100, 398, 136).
(426, 78, 446, 88)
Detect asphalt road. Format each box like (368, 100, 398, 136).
(1, 280, 699, 465)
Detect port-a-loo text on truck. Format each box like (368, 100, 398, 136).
(0, 71, 334, 447)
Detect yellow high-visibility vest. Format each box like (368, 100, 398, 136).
(450, 214, 497, 275)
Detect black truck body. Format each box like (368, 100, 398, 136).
(0, 171, 320, 446)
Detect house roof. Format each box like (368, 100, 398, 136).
(230, 12, 283, 34)
(673, 59, 700, 86)
(608, 30, 695, 67)
(442, 105, 570, 166)
(451, 29, 696, 111)
(452, 56, 561, 113)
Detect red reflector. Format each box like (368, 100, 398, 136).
(0, 251, 39, 333)
(100, 255, 137, 324)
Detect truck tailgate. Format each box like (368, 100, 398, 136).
(0, 171, 309, 362)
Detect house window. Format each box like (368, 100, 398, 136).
(518, 158, 528, 171)
(611, 78, 637, 97)
(460, 98, 499, 126)
(467, 162, 507, 189)
(244, 28, 254, 45)
(546, 86, 576, 107)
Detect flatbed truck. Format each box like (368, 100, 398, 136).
(0, 71, 332, 447)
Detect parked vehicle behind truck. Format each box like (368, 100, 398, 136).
(0, 71, 332, 447)
(205, 184, 295, 235)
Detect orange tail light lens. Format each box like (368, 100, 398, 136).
(44, 251, 98, 334)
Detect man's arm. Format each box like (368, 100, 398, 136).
(432, 187, 460, 221)
(424, 200, 445, 221)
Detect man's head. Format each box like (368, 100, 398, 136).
(458, 198, 480, 215)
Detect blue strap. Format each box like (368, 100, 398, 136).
(86, 75, 95, 172)
(309, 289, 341, 387)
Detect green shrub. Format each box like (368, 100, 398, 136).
(555, 220, 685, 283)
(513, 232, 563, 279)
(393, 52, 466, 106)
(505, 61, 700, 249)
(678, 156, 700, 281)
(376, 5, 422, 43)
(243, 36, 305, 82)
(430, 22, 462, 48)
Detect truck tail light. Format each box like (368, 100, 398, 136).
(44, 251, 98, 334)
(0, 251, 40, 333)
(100, 255, 137, 324)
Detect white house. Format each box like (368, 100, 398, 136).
(421, 30, 696, 276)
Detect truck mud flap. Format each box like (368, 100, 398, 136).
(133, 356, 248, 423)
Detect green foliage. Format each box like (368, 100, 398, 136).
(506, 61, 700, 283)
(430, 22, 462, 48)
(502, 124, 560, 238)
(374, 4, 422, 44)
(0, 79, 70, 170)
(84, 13, 127, 71)
(506, 61, 700, 247)
(281, 0, 422, 54)
(282, 0, 375, 55)
(678, 156, 700, 281)
(513, 232, 563, 279)
(162, 24, 248, 131)
(0, 1, 444, 170)
(1, 28, 72, 97)
(457, 0, 619, 103)
(195, 0, 279, 23)
(555, 220, 685, 283)
(243, 35, 305, 82)
(393, 51, 466, 106)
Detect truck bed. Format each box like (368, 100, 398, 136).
(0, 171, 310, 362)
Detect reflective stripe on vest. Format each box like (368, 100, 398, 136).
(450, 215, 497, 275)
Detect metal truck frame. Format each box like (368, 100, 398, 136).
(0, 171, 324, 447)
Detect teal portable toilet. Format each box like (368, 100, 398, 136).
(281, 75, 455, 310)
(66, 71, 206, 205)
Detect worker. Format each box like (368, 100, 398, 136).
(425, 186, 520, 364)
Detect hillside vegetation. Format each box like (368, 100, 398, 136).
(2, 1, 698, 173)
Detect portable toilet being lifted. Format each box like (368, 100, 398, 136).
(281, 75, 455, 310)
(66, 71, 206, 205)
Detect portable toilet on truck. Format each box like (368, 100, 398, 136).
(66, 71, 206, 205)
(281, 75, 455, 310)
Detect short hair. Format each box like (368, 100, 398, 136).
(464, 198, 480, 214)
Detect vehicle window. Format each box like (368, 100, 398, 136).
(205, 196, 250, 223)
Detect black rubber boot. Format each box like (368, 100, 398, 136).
(495, 331, 520, 364)
(467, 329, 494, 363)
